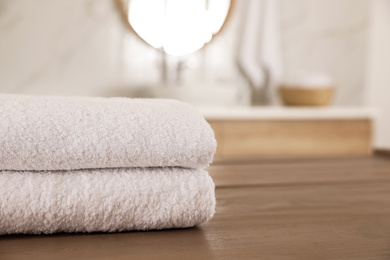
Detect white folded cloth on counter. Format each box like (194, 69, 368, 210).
(0, 94, 216, 235)
(0, 168, 215, 235)
(0, 94, 216, 171)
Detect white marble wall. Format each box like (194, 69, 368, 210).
(279, 0, 370, 106)
(0, 0, 128, 96)
(0, 0, 370, 106)
(366, 0, 390, 149)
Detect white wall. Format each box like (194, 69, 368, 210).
(0, 0, 247, 100)
(0, 0, 127, 96)
(279, 0, 370, 106)
(0, 0, 370, 106)
(366, 0, 390, 149)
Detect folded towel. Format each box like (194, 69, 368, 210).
(0, 94, 217, 234)
(0, 94, 216, 171)
(0, 167, 215, 235)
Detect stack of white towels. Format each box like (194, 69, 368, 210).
(0, 94, 216, 235)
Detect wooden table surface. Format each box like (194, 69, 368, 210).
(2, 155, 390, 259)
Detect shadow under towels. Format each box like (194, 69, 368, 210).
(0, 94, 217, 235)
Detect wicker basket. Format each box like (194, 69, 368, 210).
(279, 86, 334, 107)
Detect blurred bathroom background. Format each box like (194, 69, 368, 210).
(1, 0, 389, 152)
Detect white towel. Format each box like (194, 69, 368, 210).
(0, 94, 217, 234)
(0, 167, 215, 235)
(0, 94, 216, 171)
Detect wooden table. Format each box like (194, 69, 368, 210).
(2, 155, 390, 259)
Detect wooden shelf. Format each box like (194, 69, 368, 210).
(200, 107, 375, 157)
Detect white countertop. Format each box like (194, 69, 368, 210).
(198, 106, 377, 120)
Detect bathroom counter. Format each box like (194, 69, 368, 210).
(198, 106, 376, 120)
(2, 155, 390, 259)
(199, 106, 375, 157)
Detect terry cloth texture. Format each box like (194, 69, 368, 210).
(0, 168, 215, 235)
(0, 94, 216, 235)
(0, 94, 216, 171)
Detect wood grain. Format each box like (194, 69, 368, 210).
(206, 182, 390, 259)
(209, 156, 390, 188)
(209, 120, 372, 157)
(1, 156, 390, 259)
